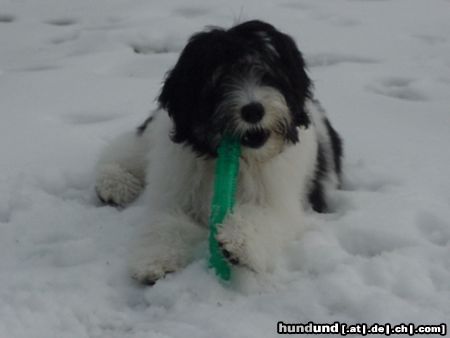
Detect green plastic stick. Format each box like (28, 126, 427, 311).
(208, 135, 241, 281)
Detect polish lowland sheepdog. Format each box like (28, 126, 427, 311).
(95, 20, 343, 285)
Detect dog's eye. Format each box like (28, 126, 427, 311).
(262, 72, 290, 90)
(261, 73, 277, 86)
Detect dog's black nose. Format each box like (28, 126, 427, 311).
(241, 102, 264, 124)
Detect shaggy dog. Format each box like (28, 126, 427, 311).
(95, 20, 343, 284)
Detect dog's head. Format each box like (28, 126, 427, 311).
(158, 20, 311, 160)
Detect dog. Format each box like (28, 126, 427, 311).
(95, 20, 343, 285)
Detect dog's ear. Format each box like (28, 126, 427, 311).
(158, 29, 226, 144)
(270, 30, 312, 128)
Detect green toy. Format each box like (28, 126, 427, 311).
(208, 135, 241, 281)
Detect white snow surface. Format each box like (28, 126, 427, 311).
(1, 0, 450, 337)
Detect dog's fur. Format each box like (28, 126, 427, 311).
(95, 20, 343, 284)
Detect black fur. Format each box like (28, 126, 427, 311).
(324, 118, 343, 179)
(304, 99, 343, 212)
(157, 20, 311, 157)
(307, 117, 343, 212)
(308, 144, 328, 213)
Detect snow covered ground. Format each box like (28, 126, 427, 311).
(1, 0, 450, 337)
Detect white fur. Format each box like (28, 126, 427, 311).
(95, 100, 331, 283)
(95, 131, 148, 204)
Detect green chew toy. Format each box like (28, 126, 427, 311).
(208, 135, 241, 281)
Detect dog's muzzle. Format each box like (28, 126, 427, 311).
(240, 102, 265, 124)
(239, 102, 270, 148)
(241, 128, 270, 148)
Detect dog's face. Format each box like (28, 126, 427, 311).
(158, 20, 311, 160)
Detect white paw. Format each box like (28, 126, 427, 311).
(216, 215, 254, 270)
(129, 250, 186, 285)
(95, 164, 144, 206)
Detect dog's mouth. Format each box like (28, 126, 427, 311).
(240, 129, 270, 148)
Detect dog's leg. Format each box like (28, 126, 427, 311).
(216, 140, 315, 273)
(217, 204, 303, 273)
(95, 130, 149, 206)
(129, 212, 206, 285)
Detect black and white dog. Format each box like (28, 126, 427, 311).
(95, 20, 343, 284)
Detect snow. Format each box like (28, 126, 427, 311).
(1, 0, 450, 337)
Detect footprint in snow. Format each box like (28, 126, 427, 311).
(0, 14, 15, 23)
(172, 6, 211, 18)
(17, 64, 59, 72)
(340, 161, 400, 193)
(62, 111, 126, 125)
(367, 77, 428, 102)
(50, 31, 80, 45)
(279, 2, 315, 10)
(0, 206, 11, 223)
(129, 37, 181, 55)
(416, 211, 450, 247)
(310, 11, 362, 27)
(45, 17, 78, 26)
(337, 227, 414, 258)
(130, 42, 173, 55)
(413, 34, 447, 45)
(306, 53, 378, 68)
(330, 17, 361, 27)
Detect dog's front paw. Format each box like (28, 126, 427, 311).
(130, 263, 173, 286)
(95, 164, 144, 206)
(216, 218, 253, 270)
(129, 252, 182, 285)
(217, 233, 243, 266)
